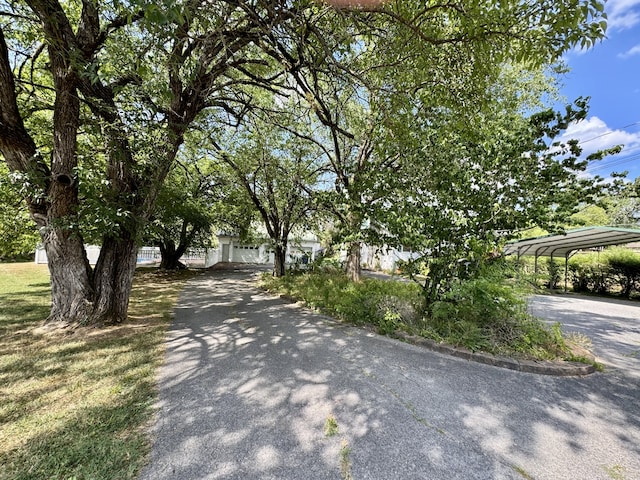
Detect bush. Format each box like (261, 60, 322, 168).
(545, 257, 562, 289)
(606, 247, 640, 298)
(427, 270, 566, 358)
(568, 252, 610, 294)
(308, 254, 343, 274)
(260, 271, 422, 330)
(568, 248, 640, 298)
(262, 267, 572, 361)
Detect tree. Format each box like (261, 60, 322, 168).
(0, 1, 306, 325)
(148, 163, 218, 270)
(570, 205, 611, 227)
(213, 110, 322, 277)
(0, 0, 608, 325)
(605, 177, 640, 227)
(145, 156, 255, 270)
(257, 0, 608, 281)
(377, 97, 614, 305)
(606, 247, 640, 299)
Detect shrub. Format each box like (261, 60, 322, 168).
(418, 262, 569, 358)
(309, 255, 343, 274)
(567, 248, 640, 298)
(545, 257, 562, 289)
(260, 271, 422, 329)
(262, 267, 573, 361)
(568, 252, 610, 294)
(605, 247, 640, 298)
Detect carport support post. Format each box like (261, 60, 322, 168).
(564, 253, 569, 293)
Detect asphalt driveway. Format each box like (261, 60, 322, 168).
(140, 268, 640, 480)
(529, 294, 640, 380)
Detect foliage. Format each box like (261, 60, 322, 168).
(569, 205, 610, 227)
(604, 177, 640, 227)
(568, 252, 610, 293)
(2, 0, 330, 324)
(324, 414, 339, 437)
(0, 164, 39, 260)
(261, 271, 422, 332)
(261, 266, 574, 361)
(215, 109, 324, 276)
(603, 247, 640, 298)
(377, 97, 614, 305)
(546, 258, 562, 290)
(0, 0, 610, 324)
(144, 156, 255, 269)
(428, 267, 568, 359)
(568, 247, 640, 298)
(254, 0, 609, 281)
(0, 263, 196, 480)
(149, 165, 217, 257)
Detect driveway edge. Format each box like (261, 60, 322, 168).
(274, 292, 596, 377)
(394, 332, 596, 376)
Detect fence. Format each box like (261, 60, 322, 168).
(36, 245, 207, 267)
(137, 247, 207, 266)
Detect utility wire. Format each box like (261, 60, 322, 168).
(587, 152, 640, 173)
(579, 121, 640, 145)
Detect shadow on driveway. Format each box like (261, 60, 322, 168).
(140, 269, 640, 480)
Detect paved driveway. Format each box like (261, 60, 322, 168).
(140, 268, 640, 480)
(529, 294, 640, 380)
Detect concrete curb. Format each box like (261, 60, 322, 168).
(275, 293, 596, 377)
(394, 332, 596, 376)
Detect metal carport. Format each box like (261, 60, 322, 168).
(503, 226, 640, 291)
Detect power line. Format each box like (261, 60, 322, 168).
(578, 121, 640, 145)
(588, 144, 640, 166)
(587, 152, 640, 173)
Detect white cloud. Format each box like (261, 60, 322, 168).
(556, 117, 640, 178)
(607, 0, 640, 31)
(559, 116, 640, 155)
(562, 0, 640, 56)
(618, 43, 640, 58)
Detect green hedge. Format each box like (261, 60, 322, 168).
(568, 247, 640, 298)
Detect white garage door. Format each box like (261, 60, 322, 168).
(233, 245, 260, 263)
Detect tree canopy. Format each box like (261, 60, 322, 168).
(0, 0, 611, 326)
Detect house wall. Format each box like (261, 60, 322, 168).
(34, 236, 412, 272)
(204, 237, 322, 268)
(35, 245, 202, 266)
(360, 244, 418, 272)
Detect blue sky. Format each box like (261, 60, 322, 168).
(557, 0, 640, 180)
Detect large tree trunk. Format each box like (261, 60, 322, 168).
(273, 243, 287, 277)
(91, 234, 138, 325)
(44, 25, 99, 325)
(159, 240, 187, 270)
(345, 241, 361, 282)
(1, 26, 97, 326)
(43, 229, 95, 324)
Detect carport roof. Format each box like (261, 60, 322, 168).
(504, 226, 640, 258)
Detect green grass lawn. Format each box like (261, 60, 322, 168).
(0, 263, 197, 480)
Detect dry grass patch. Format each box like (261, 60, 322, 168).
(0, 263, 198, 480)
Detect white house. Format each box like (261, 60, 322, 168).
(34, 232, 324, 268)
(34, 245, 102, 265)
(204, 232, 322, 268)
(359, 243, 419, 272)
(35, 230, 414, 272)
